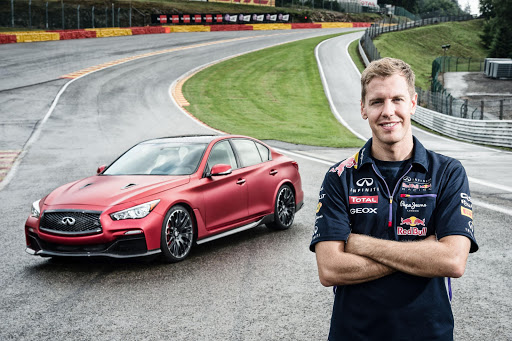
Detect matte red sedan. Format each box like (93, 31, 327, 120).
(25, 135, 304, 262)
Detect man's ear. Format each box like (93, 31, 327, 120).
(361, 100, 367, 120)
(411, 92, 418, 115)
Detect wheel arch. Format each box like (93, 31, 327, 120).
(273, 180, 296, 208)
(164, 202, 199, 243)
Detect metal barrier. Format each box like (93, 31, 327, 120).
(414, 106, 512, 148)
(416, 87, 512, 120)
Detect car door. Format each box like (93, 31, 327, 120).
(231, 139, 281, 218)
(201, 140, 248, 231)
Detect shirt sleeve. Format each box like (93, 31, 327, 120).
(433, 160, 478, 253)
(310, 167, 352, 252)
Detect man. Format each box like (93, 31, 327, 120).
(310, 57, 478, 340)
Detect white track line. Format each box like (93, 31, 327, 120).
(315, 37, 366, 141)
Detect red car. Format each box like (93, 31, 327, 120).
(25, 135, 303, 262)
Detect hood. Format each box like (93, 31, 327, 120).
(44, 175, 190, 207)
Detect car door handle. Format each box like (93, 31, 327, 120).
(269, 170, 278, 176)
(236, 179, 246, 185)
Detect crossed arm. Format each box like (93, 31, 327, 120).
(315, 234, 471, 287)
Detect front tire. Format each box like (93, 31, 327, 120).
(161, 205, 195, 263)
(266, 184, 295, 230)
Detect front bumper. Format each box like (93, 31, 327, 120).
(25, 230, 161, 259)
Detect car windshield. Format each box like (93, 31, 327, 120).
(103, 142, 208, 176)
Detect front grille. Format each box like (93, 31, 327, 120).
(40, 210, 102, 235)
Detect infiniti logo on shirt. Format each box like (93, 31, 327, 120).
(356, 178, 374, 187)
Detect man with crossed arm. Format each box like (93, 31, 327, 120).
(311, 57, 478, 340)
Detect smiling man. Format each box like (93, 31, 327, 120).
(311, 58, 478, 340)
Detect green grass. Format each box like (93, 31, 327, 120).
(183, 33, 364, 148)
(373, 20, 488, 89)
(348, 38, 365, 73)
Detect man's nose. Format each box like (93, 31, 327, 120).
(381, 100, 395, 117)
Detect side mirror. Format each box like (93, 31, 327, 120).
(97, 165, 106, 174)
(209, 164, 232, 177)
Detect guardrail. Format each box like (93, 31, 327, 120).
(414, 106, 512, 148)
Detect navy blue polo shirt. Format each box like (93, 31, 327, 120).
(310, 137, 478, 341)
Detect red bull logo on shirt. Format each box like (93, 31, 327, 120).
(399, 216, 427, 236)
(329, 153, 358, 176)
(400, 216, 425, 227)
(397, 226, 427, 236)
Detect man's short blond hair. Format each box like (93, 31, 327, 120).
(361, 57, 416, 103)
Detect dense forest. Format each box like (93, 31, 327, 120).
(480, 0, 512, 58)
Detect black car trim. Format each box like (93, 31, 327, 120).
(196, 217, 267, 245)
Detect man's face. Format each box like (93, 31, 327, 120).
(361, 74, 417, 148)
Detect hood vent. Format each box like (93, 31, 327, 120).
(122, 183, 137, 190)
(80, 183, 94, 189)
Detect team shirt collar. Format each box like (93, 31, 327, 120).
(357, 136, 429, 172)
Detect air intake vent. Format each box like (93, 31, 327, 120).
(122, 183, 137, 190)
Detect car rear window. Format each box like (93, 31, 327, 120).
(231, 139, 263, 167)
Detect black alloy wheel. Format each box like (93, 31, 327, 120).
(266, 184, 295, 230)
(161, 205, 195, 262)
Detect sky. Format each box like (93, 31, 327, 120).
(459, 0, 481, 15)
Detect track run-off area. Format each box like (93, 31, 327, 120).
(0, 28, 510, 340)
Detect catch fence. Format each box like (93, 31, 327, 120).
(1, 0, 154, 29)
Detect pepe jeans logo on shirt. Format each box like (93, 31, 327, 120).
(400, 200, 427, 212)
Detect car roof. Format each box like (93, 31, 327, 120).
(138, 135, 221, 145)
(138, 135, 262, 145)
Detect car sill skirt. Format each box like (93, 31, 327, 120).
(196, 217, 267, 245)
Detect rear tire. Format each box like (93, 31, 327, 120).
(161, 205, 195, 263)
(266, 184, 295, 230)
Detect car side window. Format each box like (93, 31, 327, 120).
(255, 142, 271, 162)
(207, 140, 238, 170)
(231, 139, 263, 167)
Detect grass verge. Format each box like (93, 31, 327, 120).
(373, 19, 487, 89)
(348, 38, 365, 74)
(183, 32, 364, 148)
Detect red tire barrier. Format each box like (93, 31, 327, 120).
(291, 23, 322, 29)
(0, 34, 17, 44)
(130, 26, 166, 35)
(352, 22, 372, 27)
(48, 29, 96, 40)
(209, 24, 253, 31)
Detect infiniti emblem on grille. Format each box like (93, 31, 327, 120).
(61, 217, 76, 225)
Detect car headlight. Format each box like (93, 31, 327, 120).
(30, 199, 41, 218)
(110, 200, 160, 221)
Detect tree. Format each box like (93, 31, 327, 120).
(418, 0, 461, 16)
(480, 0, 512, 58)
